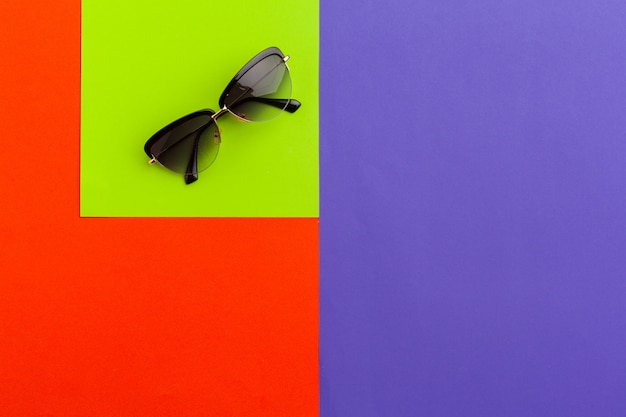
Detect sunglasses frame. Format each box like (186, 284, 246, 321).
(144, 47, 301, 184)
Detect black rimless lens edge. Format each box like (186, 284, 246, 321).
(143, 110, 215, 184)
(218, 47, 289, 110)
(218, 48, 301, 120)
(144, 109, 215, 158)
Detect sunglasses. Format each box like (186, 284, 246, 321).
(144, 46, 301, 184)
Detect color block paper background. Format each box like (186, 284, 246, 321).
(320, 0, 626, 416)
(81, 0, 318, 217)
(1, 1, 318, 416)
(5, 0, 626, 416)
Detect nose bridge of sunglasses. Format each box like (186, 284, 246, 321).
(211, 106, 244, 123)
(211, 107, 228, 120)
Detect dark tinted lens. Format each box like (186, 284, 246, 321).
(223, 54, 292, 122)
(148, 112, 220, 174)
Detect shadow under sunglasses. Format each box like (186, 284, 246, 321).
(144, 46, 302, 184)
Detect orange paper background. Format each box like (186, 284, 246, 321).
(0, 1, 319, 415)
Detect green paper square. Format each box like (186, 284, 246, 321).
(81, 0, 319, 217)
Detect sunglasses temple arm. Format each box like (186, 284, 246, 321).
(283, 99, 301, 113)
(184, 132, 201, 184)
(241, 97, 301, 113)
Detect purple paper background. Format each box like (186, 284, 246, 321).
(320, 1, 626, 416)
